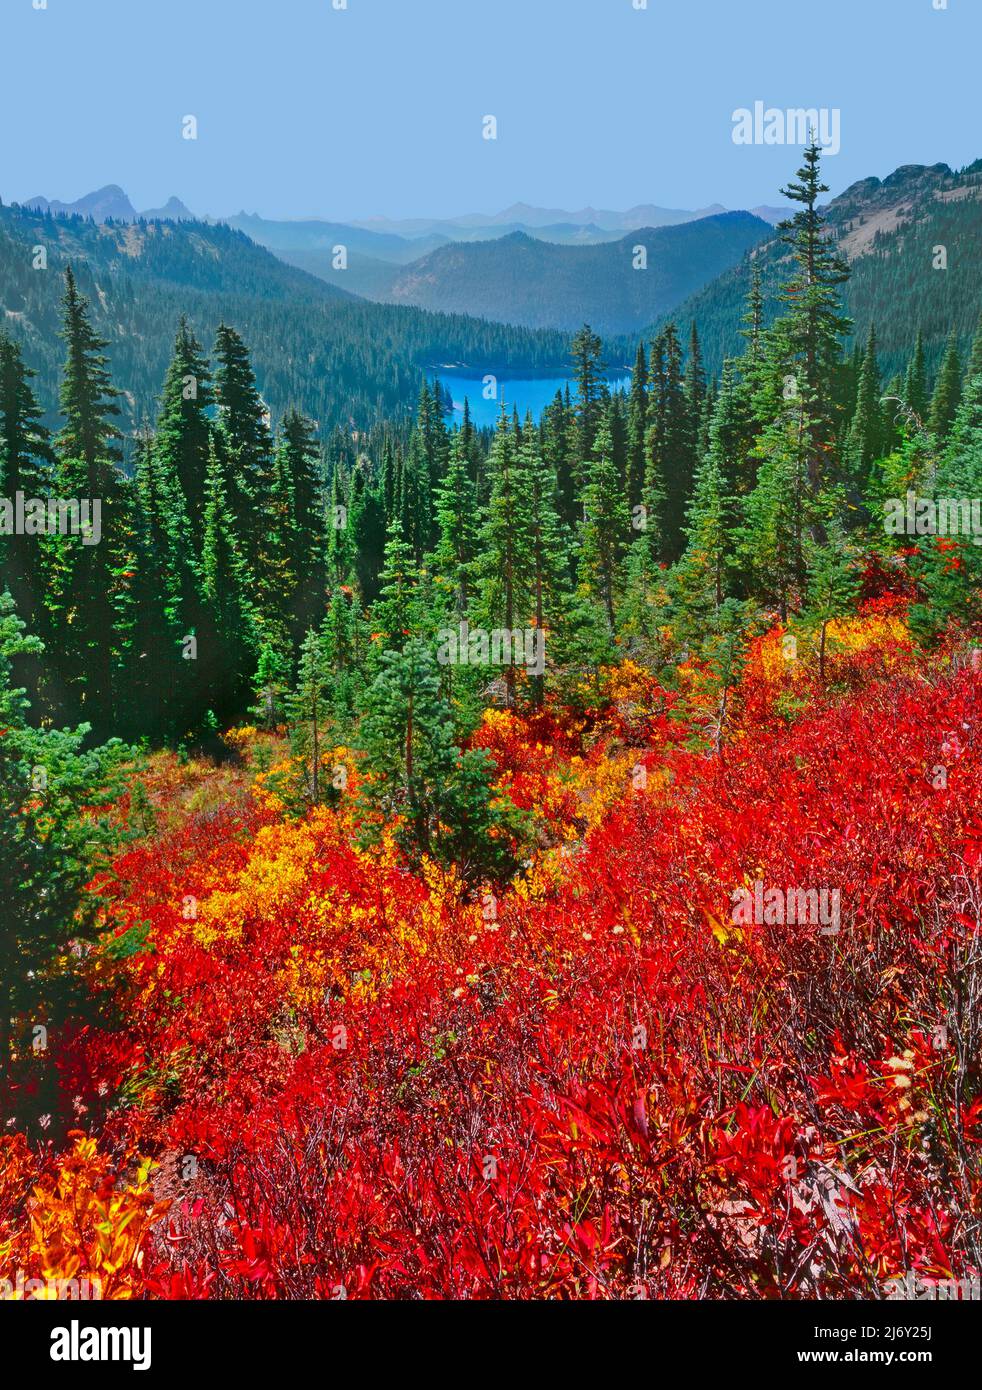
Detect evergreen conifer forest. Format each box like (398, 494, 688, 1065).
(1, 0, 981, 1350)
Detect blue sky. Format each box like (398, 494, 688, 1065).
(2, 0, 978, 221)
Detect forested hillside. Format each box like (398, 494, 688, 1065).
(0, 203, 571, 439)
(623, 160, 982, 379)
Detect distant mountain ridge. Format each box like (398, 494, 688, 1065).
(326, 213, 772, 335)
(13, 186, 764, 249)
(222, 212, 443, 262)
(23, 184, 195, 223)
(349, 201, 729, 236)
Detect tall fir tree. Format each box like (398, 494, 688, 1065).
(372, 518, 422, 658)
(212, 323, 273, 567)
(578, 410, 630, 631)
(673, 364, 743, 627)
(683, 321, 706, 444)
(928, 330, 962, 444)
(278, 408, 327, 632)
(381, 436, 399, 520)
(646, 323, 691, 558)
(571, 324, 608, 487)
(964, 314, 982, 388)
(129, 428, 199, 739)
(348, 464, 387, 607)
(846, 324, 883, 486)
(255, 434, 298, 658)
(49, 266, 136, 732)
(432, 428, 480, 618)
(765, 142, 851, 498)
(325, 465, 353, 588)
(198, 436, 257, 727)
(741, 263, 765, 369)
(474, 408, 530, 703)
(904, 329, 929, 422)
(739, 413, 803, 621)
(518, 414, 568, 704)
(626, 341, 649, 513)
(56, 265, 123, 475)
(320, 587, 368, 732)
(401, 408, 433, 563)
(154, 317, 213, 550)
(0, 331, 55, 636)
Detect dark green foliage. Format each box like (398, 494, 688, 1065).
(571, 324, 608, 473)
(846, 324, 883, 485)
(929, 331, 963, 444)
(0, 331, 55, 646)
(519, 416, 569, 704)
(128, 429, 198, 739)
(213, 322, 274, 566)
(626, 340, 649, 512)
(473, 409, 531, 706)
(47, 269, 137, 735)
(155, 317, 213, 549)
(0, 593, 127, 1071)
(645, 322, 692, 557)
(320, 588, 369, 733)
(767, 143, 852, 491)
(372, 520, 423, 655)
(56, 265, 123, 473)
(904, 330, 929, 423)
(357, 639, 530, 888)
(347, 467, 387, 608)
(197, 437, 258, 726)
(673, 383, 740, 626)
(579, 412, 630, 630)
(432, 428, 480, 617)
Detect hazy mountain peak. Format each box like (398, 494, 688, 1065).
(141, 196, 195, 222)
(17, 186, 196, 224)
(62, 184, 138, 221)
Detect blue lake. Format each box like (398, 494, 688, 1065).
(442, 375, 631, 429)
